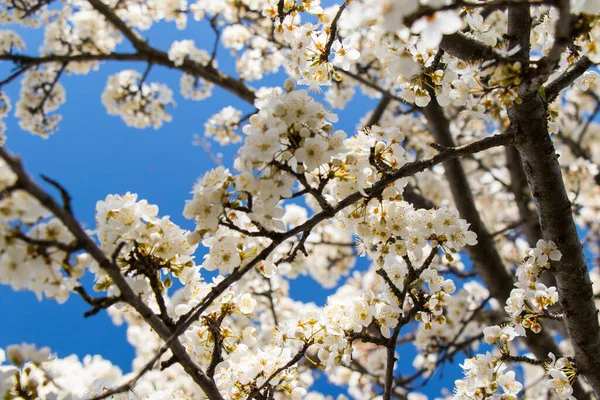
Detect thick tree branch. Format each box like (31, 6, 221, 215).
(509, 90, 600, 397)
(439, 33, 499, 63)
(505, 3, 543, 247)
(506, 146, 542, 246)
(1, 50, 257, 104)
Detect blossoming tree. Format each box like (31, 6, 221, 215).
(0, 0, 599, 398)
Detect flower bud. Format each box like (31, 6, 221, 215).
(299, 127, 311, 138)
(284, 78, 296, 92)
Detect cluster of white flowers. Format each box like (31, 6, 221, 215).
(454, 352, 523, 399)
(42, 5, 122, 74)
(0, 345, 43, 399)
(220, 25, 252, 51)
(0, 30, 25, 54)
(184, 82, 344, 243)
(545, 353, 578, 400)
(237, 81, 343, 172)
(413, 282, 490, 374)
(0, 343, 152, 399)
(504, 239, 562, 335)
(343, 200, 478, 264)
(183, 166, 230, 236)
(150, 0, 188, 29)
(166, 269, 319, 398)
(213, 344, 308, 399)
(15, 67, 66, 137)
(326, 126, 404, 199)
(101, 70, 174, 129)
(262, 0, 471, 94)
(236, 35, 286, 81)
(188, 273, 405, 397)
(263, 0, 489, 106)
(273, 4, 361, 91)
(0, 0, 46, 26)
(0, 158, 85, 302)
(0, 344, 55, 399)
(474, 241, 562, 349)
(92, 192, 198, 299)
(204, 106, 243, 145)
(0, 217, 84, 303)
(269, 244, 478, 397)
(455, 241, 579, 400)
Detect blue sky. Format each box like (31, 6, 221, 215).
(0, 17, 470, 398)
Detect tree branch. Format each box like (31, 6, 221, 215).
(544, 57, 594, 103)
(509, 89, 599, 397)
(439, 33, 499, 62)
(0, 148, 224, 400)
